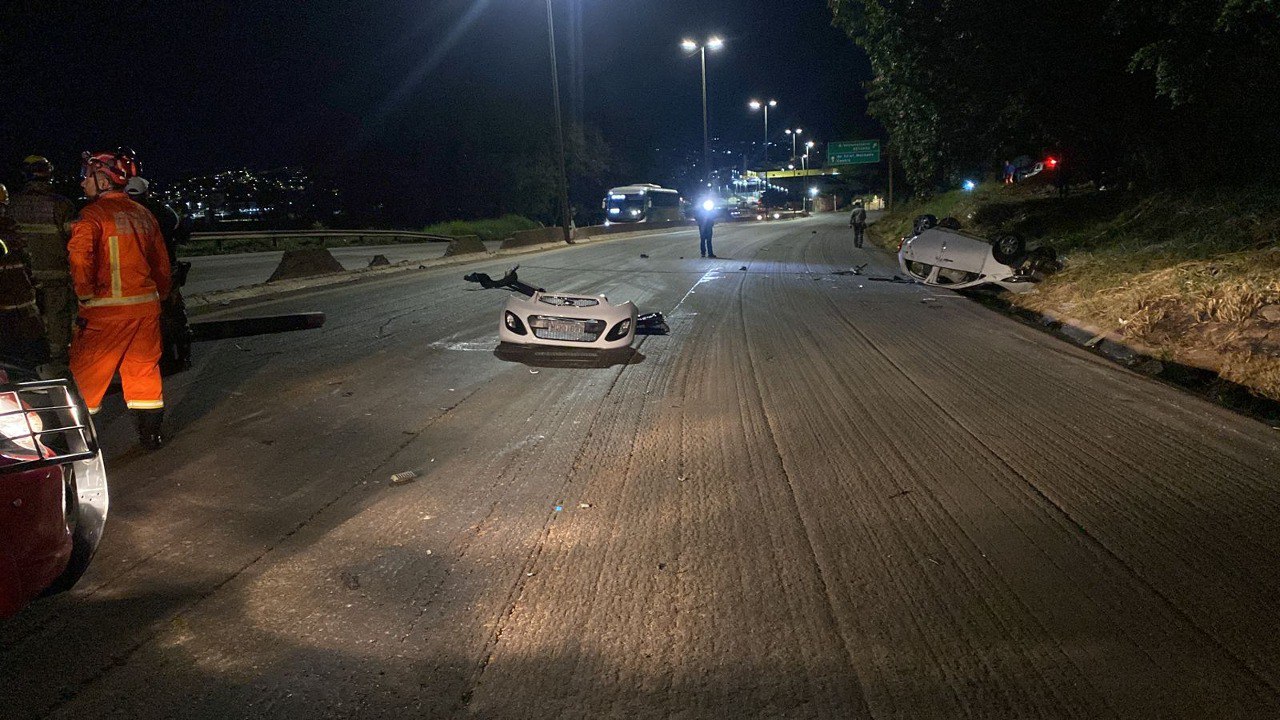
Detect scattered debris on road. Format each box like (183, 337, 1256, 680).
(578, 502, 592, 509)
(833, 264, 869, 277)
(530, 369, 539, 374)
(869, 275, 913, 283)
(554, 505, 563, 512)
(640, 253, 650, 259)
(390, 470, 418, 485)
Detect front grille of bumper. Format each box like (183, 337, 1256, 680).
(529, 315, 606, 343)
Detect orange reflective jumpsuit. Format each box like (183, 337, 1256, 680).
(67, 191, 172, 413)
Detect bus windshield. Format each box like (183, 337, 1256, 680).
(607, 194, 646, 220)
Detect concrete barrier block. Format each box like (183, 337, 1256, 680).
(500, 227, 565, 250)
(267, 248, 346, 283)
(443, 235, 486, 257)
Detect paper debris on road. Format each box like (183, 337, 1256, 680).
(390, 470, 418, 485)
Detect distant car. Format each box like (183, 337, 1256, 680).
(0, 363, 108, 618)
(898, 215, 1059, 293)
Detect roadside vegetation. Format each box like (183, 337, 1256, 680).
(871, 182, 1280, 402)
(422, 214, 541, 243)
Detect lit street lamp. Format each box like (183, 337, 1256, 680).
(784, 128, 803, 162)
(749, 98, 777, 200)
(542, 0, 573, 244)
(682, 36, 725, 189)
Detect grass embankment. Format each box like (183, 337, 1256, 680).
(872, 183, 1280, 402)
(422, 214, 541, 242)
(180, 215, 540, 257)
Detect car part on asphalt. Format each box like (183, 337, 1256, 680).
(465, 267, 668, 350)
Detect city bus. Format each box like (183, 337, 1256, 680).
(602, 184, 683, 223)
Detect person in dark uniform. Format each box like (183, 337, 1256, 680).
(696, 199, 718, 259)
(125, 176, 193, 375)
(0, 184, 49, 369)
(9, 156, 77, 375)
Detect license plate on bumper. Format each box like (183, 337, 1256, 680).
(530, 316, 605, 342)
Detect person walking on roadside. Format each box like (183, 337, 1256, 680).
(848, 199, 867, 249)
(69, 149, 172, 450)
(0, 184, 50, 368)
(696, 199, 718, 258)
(9, 155, 78, 377)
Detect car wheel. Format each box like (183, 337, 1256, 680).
(42, 456, 108, 596)
(992, 233, 1026, 265)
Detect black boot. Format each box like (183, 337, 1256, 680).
(135, 409, 166, 451)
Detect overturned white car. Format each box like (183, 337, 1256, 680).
(465, 268, 667, 349)
(898, 215, 1059, 293)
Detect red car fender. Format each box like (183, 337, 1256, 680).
(0, 464, 72, 618)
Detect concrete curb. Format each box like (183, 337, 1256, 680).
(184, 225, 695, 313)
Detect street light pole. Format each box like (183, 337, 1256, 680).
(544, 0, 573, 244)
(700, 46, 709, 188)
(683, 37, 723, 192)
(750, 98, 777, 201)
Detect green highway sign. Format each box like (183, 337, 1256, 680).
(828, 140, 881, 165)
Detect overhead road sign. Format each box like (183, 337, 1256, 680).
(828, 140, 881, 165)
(743, 168, 840, 179)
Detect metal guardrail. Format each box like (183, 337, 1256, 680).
(188, 229, 453, 251)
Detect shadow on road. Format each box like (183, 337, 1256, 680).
(493, 343, 645, 369)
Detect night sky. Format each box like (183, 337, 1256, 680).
(1, 1, 871, 223)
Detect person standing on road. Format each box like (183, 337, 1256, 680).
(69, 150, 172, 450)
(9, 155, 78, 377)
(0, 183, 50, 368)
(126, 176, 193, 375)
(696, 199, 718, 259)
(848, 199, 867, 248)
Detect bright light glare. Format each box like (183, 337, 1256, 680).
(963, 179, 977, 191)
(768, 99, 777, 107)
(810, 187, 819, 196)
(707, 36, 724, 50)
(702, 199, 715, 211)
(749, 100, 762, 110)
(681, 39, 698, 52)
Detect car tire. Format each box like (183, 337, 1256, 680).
(992, 233, 1026, 265)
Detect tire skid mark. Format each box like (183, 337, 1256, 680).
(733, 264, 878, 718)
(748, 257, 1087, 716)
(827, 275, 1280, 695)
(801, 251, 1280, 708)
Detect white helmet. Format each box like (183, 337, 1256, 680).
(124, 176, 150, 197)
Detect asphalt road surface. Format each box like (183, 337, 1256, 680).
(4, 214, 1280, 719)
(182, 242, 503, 296)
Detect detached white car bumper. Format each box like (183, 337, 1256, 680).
(499, 292, 639, 349)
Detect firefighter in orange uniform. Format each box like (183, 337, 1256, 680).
(69, 150, 172, 450)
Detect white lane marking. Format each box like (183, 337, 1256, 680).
(430, 331, 498, 352)
(671, 268, 722, 315)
